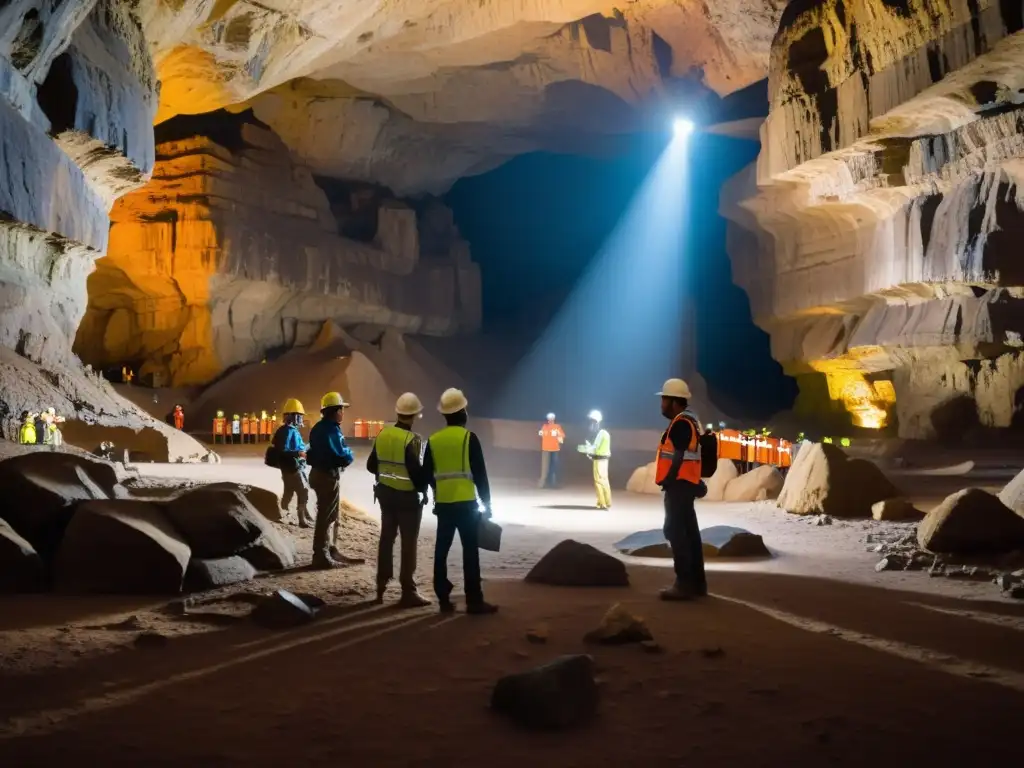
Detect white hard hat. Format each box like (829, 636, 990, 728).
(657, 378, 692, 399)
(588, 409, 603, 422)
(546, 412, 555, 420)
(396, 392, 423, 416)
(438, 387, 468, 415)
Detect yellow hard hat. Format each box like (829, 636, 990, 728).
(321, 391, 350, 409)
(438, 388, 468, 415)
(282, 398, 305, 415)
(396, 392, 423, 416)
(216, 410, 224, 418)
(657, 378, 692, 399)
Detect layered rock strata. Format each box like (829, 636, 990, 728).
(0, 1, 211, 457)
(721, 0, 1024, 437)
(74, 116, 481, 387)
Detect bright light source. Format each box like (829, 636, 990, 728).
(673, 117, 694, 137)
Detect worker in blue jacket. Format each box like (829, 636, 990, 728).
(306, 391, 362, 568)
(272, 398, 313, 527)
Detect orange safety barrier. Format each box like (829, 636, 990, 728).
(241, 417, 251, 439)
(213, 417, 226, 442)
(716, 429, 744, 461)
(354, 419, 367, 439)
(367, 420, 381, 438)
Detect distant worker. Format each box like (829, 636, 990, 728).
(655, 378, 708, 601)
(40, 408, 64, 450)
(537, 412, 564, 489)
(423, 388, 498, 615)
(366, 392, 431, 607)
(273, 398, 314, 528)
(231, 413, 241, 444)
(173, 404, 185, 431)
(580, 409, 611, 509)
(18, 411, 37, 445)
(307, 392, 362, 569)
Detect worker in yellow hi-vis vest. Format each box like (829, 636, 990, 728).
(579, 409, 611, 509)
(423, 388, 498, 616)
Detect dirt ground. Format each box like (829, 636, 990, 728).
(1, 448, 1023, 765)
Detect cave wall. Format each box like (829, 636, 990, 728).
(73, 116, 482, 387)
(720, 0, 1024, 438)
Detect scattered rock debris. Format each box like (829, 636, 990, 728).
(583, 603, 653, 645)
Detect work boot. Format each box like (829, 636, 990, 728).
(659, 583, 696, 601)
(312, 555, 343, 570)
(438, 599, 456, 614)
(329, 546, 365, 565)
(466, 601, 499, 615)
(398, 590, 432, 608)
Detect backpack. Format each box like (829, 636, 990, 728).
(698, 431, 718, 478)
(264, 445, 281, 468)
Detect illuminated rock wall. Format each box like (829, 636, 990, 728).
(721, 0, 1024, 438)
(73, 118, 482, 387)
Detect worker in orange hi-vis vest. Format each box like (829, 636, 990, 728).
(537, 413, 564, 489)
(654, 378, 708, 603)
(173, 404, 184, 431)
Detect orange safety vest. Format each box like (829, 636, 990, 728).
(655, 411, 702, 485)
(213, 417, 226, 435)
(540, 423, 563, 452)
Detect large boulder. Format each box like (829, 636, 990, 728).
(54, 500, 191, 594)
(525, 540, 629, 587)
(613, 529, 671, 558)
(704, 459, 739, 501)
(871, 498, 922, 521)
(162, 488, 268, 559)
(195, 482, 282, 523)
(997, 468, 1024, 516)
(0, 452, 119, 556)
(700, 525, 770, 558)
(239, 524, 298, 571)
(626, 462, 659, 495)
(723, 465, 784, 502)
(184, 556, 258, 591)
(776, 443, 898, 518)
(491, 654, 599, 730)
(0, 519, 45, 593)
(917, 489, 1024, 555)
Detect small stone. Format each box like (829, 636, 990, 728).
(526, 625, 549, 644)
(1007, 585, 1024, 600)
(814, 515, 833, 526)
(584, 604, 653, 645)
(700, 646, 725, 658)
(491, 654, 599, 730)
(640, 640, 664, 654)
(875, 555, 906, 572)
(250, 589, 318, 629)
(514, 650, 530, 659)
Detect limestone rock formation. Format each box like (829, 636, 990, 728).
(162, 487, 268, 560)
(147, 2, 785, 193)
(699, 525, 770, 558)
(74, 115, 481, 386)
(722, 465, 784, 502)
(720, 1, 1024, 437)
(917, 488, 1024, 554)
(705, 458, 740, 501)
(184, 555, 257, 590)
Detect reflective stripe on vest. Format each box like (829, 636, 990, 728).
(654, 410, 702, 484)
(375, 425, 415, 492)
(428, 426, 476, 504)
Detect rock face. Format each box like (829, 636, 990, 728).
(777, 442, 899, 518)
(917, 488, 1024, 554)
(720, 1, 1024, 437)
(163, 488, 268, 560)
(74, 115, 481, 386)
(525, 540, 629, 587)
(54, 499, 191, 594)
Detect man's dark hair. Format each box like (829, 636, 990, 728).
(667, 396, 688, 411)
(444, 409, 468, 427)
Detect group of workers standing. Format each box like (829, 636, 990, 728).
(537, 410, 612, 509)
(269, 388, 498, 615)
(17, 409, 64, 448)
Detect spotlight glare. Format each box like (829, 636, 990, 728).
(673, 117, 694, 137)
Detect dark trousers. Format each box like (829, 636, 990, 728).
(540, 450, 560, 487)
(376, 485, 423, 592)
(663, 483, 707, 594)
(433, 502, 483, 604)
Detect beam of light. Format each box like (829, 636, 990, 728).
(494, 129, 693, 428)
(673, 117, 694, 137)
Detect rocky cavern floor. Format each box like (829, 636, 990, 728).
(1, 457, 1023, 765)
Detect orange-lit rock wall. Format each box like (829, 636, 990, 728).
(73, 122, 481, 387)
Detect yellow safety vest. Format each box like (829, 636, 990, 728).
(591, 428, 611, 458)
(19, 422, 36, 445)
(374, 425, 416, 492)
(428, 426, 476, 504)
